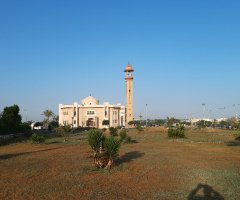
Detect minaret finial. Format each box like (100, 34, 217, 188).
(128, 61, 130, 65)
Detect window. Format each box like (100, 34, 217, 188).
(74, 120, 76, 124)
(113, 110, 118, 124)
(87, 110, 95, 115)
(63, 120, 68, 125)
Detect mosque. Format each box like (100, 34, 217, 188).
(58, 64, 134, 129)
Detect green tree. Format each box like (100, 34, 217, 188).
(1, 105, 22, 134)
(219, 120, 227, 128)
(128, 121, 134, 125)
(104, 135, 121, 168)
(87, 129, 106, 168)
(87, 129, 121, 169)
(166, 117, 179, 127)
(139, 114, 143, 124)
(42, 110, 54, 130)
(102, 120, 109, 127)
(2, 104, 22, 126)
(55, 124, 74, 142)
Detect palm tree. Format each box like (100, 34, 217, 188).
(42, 110, 54, 130)
(139, 114, 142, 125)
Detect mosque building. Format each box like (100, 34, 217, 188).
(58, 64, 134, 128)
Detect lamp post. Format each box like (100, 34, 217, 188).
(202, 103, 206, 126)
(207, 110, 211, 119)
(82, 104, 84, 128)
(219, 107, 226, 120)
(233, 104, 240, 122)
(146, 104, 147, 127)
(24, 109, 27, 122)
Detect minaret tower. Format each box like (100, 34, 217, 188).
(124, 63, 134, 125)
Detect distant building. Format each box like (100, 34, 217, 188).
(59, 96, 125, 129)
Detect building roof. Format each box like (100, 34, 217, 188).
(81, 96, 99, 105)
(124, 64, 134, 72)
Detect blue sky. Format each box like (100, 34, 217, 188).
(1, 0, 240, 122)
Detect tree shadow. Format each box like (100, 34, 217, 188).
(187, 184, 224, 200)
(225, 141, 240, 146)
(115, 151, 145, 165)
(0, 147, 62, 160)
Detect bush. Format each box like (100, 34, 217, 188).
(136, 125, 143, 132)
(31, 133, 45, 143)
(109, 127, 118, 136)
(168, 126, 185, 138)
(120, 131, 127, 142)
(125, 136, 132, 144)
(87, 129, 121, 169)
(54, 125, 74, 142)
(87, 129, 105, 153)
(103, 135, 121, 160)
(102, 128, 107, 132)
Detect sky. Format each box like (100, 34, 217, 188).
(0, 0, 240, 122)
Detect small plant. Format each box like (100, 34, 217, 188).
(103, 135, 121, 168)
(102, 128, 107, 132)
(54, 125, 74, 142)
(87, 129, 121, 169)
(116, 126, 121, 130)
(168, 125, 185, 138)
(31, 133, 45, 143)
(109, 127, 118, 136)
(120, 130, 127, 142)
(125, 136, 132, 144)
(136, 125, 143, 132)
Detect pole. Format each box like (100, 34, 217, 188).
(82, 104, 84, 128)
(146, 104, 147, 127)
(24, 109, 27, 122)
(202, 103, 206, 126)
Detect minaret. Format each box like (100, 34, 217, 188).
(124, 63, 134, 125)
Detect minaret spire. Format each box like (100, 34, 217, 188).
(124, 63, 134, 126)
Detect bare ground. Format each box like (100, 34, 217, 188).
(0, 128, 240, 200)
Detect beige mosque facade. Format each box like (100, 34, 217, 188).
(59, 64, 134, 129)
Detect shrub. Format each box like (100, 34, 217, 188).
(109, 127, 118, 136)
(31, 133, 45, 143)
(120, 131, 127, 142)
(125, 136, 132, 144)
(87, 129, 105, 153)
(102, 128, 107, 132)
(87, 129, 121, 169)
(168, 126, 185, 138)
(116, 126, 121, 130)
(54, 125, 74, 142)
(136, 125, 143, 132)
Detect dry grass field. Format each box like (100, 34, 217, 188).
(0, 128, 240, 200)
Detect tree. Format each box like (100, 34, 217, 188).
(102, 120, 109, 127)
(87, 129, 106, 167)
(87, 129, 121, 169)
(166, 117, 179, 127)
(139, 114, 143, 125)
(219, 120, 227, 128)
(104, 135, 121, 168)
(55, 124, 74, 142)
(41, 110, 54, 130)
(52, 114, 59, 122)
(2, 104, 22, 126)
(128, 121, 134, 125)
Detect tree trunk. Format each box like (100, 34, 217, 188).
(105, 159, 113, 169)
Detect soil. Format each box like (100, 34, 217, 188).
(0, 128, 239, 200)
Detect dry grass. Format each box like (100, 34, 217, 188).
(143, 126, 167, 132)
(0, 128, 240, 200)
